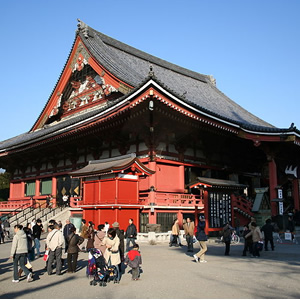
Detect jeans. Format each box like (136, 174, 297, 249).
(67, 253, 78, 272)
(34, 238, 40, 257)
(126, 238, 136, 251)
(186, 234, 193, 251)
(48, 247, 62, 275)
(13, 253, 30, 280)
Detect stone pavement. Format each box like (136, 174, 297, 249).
(1, 236, 300, 299)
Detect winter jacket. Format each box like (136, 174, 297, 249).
(183, 221, 195, 236)
(46, 229, 64, 251)
(80, 224, 89, 239)
(67, 233, 84, 254)
(261, 223, 274, 239)
(125, 250, 142, 268)
(172, 223, 180, 235)
(125, 224, 137, 239)
(32, 224, 43, 240)
(246, 226, 262, 243)
(10, 229, 28, 256)
(115, 228, 125, 259)
(94, 231, 107, 255)
(196, 221, 207, 241)
(102, 235, 121, 266)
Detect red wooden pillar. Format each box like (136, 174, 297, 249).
(35, 179, 40, 198)
(9, 182, 15, 199)
(178, 165, 185, 193)
(52, 177, 57, 208)
(203, 190, 209, 235)
(293, 179, 300, 211)
(268, 158, 278, 216)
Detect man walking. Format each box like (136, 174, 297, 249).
(79, 219, 89, 252)
(32, 219, 43, 258)
(46, 224, 64, 275)
(125, 219, 137, 252)
(261, 219, 274, 251)
(183, 218, 195, 252)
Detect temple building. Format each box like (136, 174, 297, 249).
(0, 20, 299, 233)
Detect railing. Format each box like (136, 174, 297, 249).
(139, 192, 203, 207)
(232, 194, 254, 217)
(0, 199, 33, 212)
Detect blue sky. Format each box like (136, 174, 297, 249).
(0, 0, 299, 142)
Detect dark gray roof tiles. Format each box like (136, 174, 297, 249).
(81, 26, 274, 128)
(1, 21, 299, 152)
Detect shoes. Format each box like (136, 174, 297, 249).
(200, 260, 207, 263)
(27, 272, 33, 282)
(56, 273, 63, 276)
(193, 254, 199, 262)
(12, 279, 19, 283)
(133, 278, 139, 281)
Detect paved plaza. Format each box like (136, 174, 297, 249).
(0, 236, 300, 299)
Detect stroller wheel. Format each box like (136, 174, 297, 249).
(99, 281, 103, 287)
(93, 280, 98, 286)
(103, 282, 107, 287)
(90, 280, 94, 285)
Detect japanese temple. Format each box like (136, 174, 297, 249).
(0, 20, 299, 233)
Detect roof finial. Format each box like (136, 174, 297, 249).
(77, 19, 89, 38)
(149, 64, 154, 77)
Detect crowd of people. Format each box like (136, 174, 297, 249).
(9, 217, 142, 283)
(168, 214, 297, 263)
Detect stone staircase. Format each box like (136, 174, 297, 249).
(8, 204, 71, 232)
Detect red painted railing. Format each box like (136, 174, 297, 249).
(139, 192, 203, 207)
(231, 194, 254, 217)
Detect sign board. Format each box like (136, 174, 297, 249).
(279, 202, 284, 215)
(208, 192, 231, 228)
(277, 189, 283, 199)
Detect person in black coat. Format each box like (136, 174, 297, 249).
(63, 219, 74, 252)
(67, 225, 83, 273)
(125, 219, 137, 252)
(242, 224, 253, 256)
(32, 219, 43, 258)
(261, 219, 274, 251)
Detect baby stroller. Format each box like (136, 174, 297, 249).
(87, 248, 119, 287)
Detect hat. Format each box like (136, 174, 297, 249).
(112, 222, 119, 227)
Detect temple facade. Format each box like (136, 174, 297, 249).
(0, 20, 299, 233)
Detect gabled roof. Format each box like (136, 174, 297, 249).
(70, 153, 155, 177)
(77, 20, 274, 128)
(189, 177, 247, 189)
(0, 20, 299, 153)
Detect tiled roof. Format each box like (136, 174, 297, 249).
(0, 21, 299, 152)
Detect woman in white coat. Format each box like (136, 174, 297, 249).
(102, 228, 121, 266)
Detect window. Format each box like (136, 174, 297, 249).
(25, 181, 35, 197)
(40, 178, 52, 195)
(156, 213, 177, 232)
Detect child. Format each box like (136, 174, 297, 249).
(124, 243, 142, 281)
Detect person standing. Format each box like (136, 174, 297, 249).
(183, 218, 195, 252)
(170, 219, 180, 247)
(3, 219, 10, 239)
(242, 224, 253, 256)
(63, 219, 74, 252)
(101, 228, 121, 282)
(67, 225, 83, 273)
(124, 243, 142, 281)
(246, 222, 263, 258)
(222, 222, 233, 256)
(86, 221, 95, 251)
(32, 219, 43, 258)
(194, 216, 208, 263)
(0, 221, 4, 244)
(261, 219, 274, 251)
(125, 219, 137, 252)
(112, 221, 125, 277)
(94, 224, 107, 255)
(46, 224, 64, 275)
(10, 225, 33, 283)
(79, 219, 89, 252)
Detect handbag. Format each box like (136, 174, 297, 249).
(257, 241, 263, 251)
(43, 250, 49, 261)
